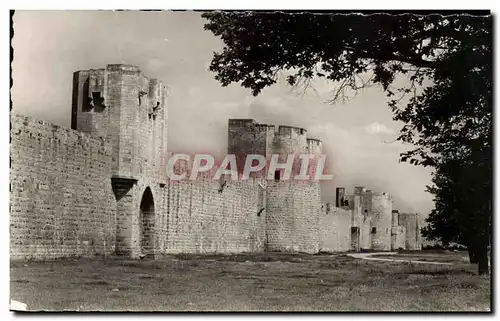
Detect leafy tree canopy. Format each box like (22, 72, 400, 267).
(422, 149, 492, 245)
(202, 12, 492, 167)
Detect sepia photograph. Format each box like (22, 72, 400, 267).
(9, 9, 492, 312)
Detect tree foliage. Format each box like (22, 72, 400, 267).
(203, 12, 493, 273)
(421, 150, 492, 245)
(421, 147, 492, 272)
(203, 12, 492, 167)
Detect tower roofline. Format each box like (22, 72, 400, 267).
(277, 125, 307, 135)
(75, 64, 142, 75)
(307, 137, 322, 143)
(228, 119, 257, 125)
(106, 64, 140, 72)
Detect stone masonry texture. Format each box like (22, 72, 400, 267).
(320, 204, 352, 252)
(398, 213, 422, 250)
(10, 114, 116, 260)
(370, 192, 393, 251)
(10, 64, 422, 261)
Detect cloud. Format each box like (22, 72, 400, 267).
(364, 122, 396, 135)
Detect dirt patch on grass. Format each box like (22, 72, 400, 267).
(373, 253, 468, 264)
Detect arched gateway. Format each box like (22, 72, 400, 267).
(140, 187, 155, 256)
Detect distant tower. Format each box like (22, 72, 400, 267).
(348, 186, 392, 251)
(336, 187, 346, 207)
(398, 213, 422, 250)
(369, 191, 393, 251)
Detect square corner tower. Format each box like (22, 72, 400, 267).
(71, 64, 168, 181)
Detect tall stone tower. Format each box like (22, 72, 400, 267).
(227, 120, 322, 254)
(71, 64, 168, 181)
(344, 186, 392, 251)
(369, 191, 393, 251)
(398, 213, 422, 250)
(71, 64, 169, 257)
(351, 186, 372, 250)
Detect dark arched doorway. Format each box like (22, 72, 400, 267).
(140, 187, 155, 256)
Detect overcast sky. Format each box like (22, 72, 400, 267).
(11, 10, 434, 215)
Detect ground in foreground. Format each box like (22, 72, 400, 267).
(10, 251, 491, 312)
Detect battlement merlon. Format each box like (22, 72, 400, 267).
(256, 124, 276, 131)
(106, 64, 141, 73)
(228, 120, 311, 136)
(277, 125, 307, 136)
(76, 64, 141, 77)
(354, 186, 366, 195)
(371, 191, 392, 200)
(148, 79, 168, 108)
(350, 186, 391, 198)
(307, 138, 322, 154)
(228, 119, 258, 126)
(307, 137, 322, 144)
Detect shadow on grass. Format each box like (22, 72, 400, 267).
(396, 266, 476, 276)
(170, 252, 315, 263)
(83, 280, 110, 285)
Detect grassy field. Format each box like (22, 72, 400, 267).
(10, 251, 491, 312)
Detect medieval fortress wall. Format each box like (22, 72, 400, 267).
(320, 205, 352, 252)
(10, 64, 422, 260)
(164, 179, 266, 253)
(10, 115, 117, 260)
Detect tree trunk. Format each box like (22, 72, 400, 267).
(467, 246, 477, 263)
(477, 243, 489, 276)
